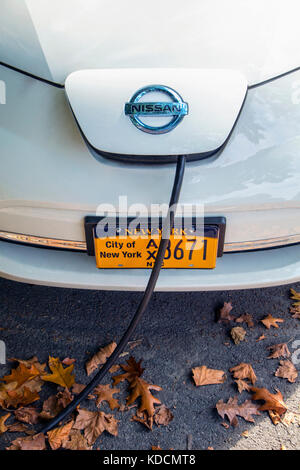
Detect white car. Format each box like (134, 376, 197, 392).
(1, 0, 300, 291)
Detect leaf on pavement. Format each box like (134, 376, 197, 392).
(127, 376, 162, 418)
(230, 327, 246, 344)
(0, 413, 10, 434)
(86, 342, 117, 376)
(290, 306, 300, 319)
(73, 408, 118, 445)
(0, 363, 41, 388)
(5, 386, 40, 408)
(192, 366, 226, 386)
(275, 360, 298, 383)
(47, 420, 74, 450)
(217, 302, 235, 323)
(7, 433, 46, 451)
(256, 334, 266, 342)
(235, 314, 254, 328)
(250, 387, 287, 416)
(72, 383, 86, 394)
(235, 379, 251, 393)
(15, 406, 39, 425)
(92, 384, 120, 410)
(39, 388, 73, 420)
(7, 423, 35, 434)
(63, 429, 92, 450)
(261, 315, 284, 329)
(290, 288, 300, 306)
(154, 405, 174, 426)
(229, 363, 257, 384)
(269, 410, 281, 425)
(112, 356, 144, 386)
(216, 396, 260, 426)
(42, 356, 75, 388)
(62, 357, 76, 366)
(267, 343, 291, 359)
(9, 357, 46, 374)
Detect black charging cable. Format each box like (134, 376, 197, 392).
(40, 155, 186, 433)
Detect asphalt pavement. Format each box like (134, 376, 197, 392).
(0, 277, 299, 450)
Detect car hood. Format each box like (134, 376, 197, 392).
(1, 0, 300, 86)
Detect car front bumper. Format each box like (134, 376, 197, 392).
(1, 64, 300, 290)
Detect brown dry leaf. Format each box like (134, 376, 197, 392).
(261, 315, 284, 329)
(127, 376, 162, 418)
(73, 408, 118, 445)
(63, 429, 92, 450)
(256, 334, 266, 342)
(39, 388, 73, 420)
(268, 343, 291, 359)
(235, 314, 254, 328)
(235, 379, 251, 393)
(7, 433, 46, 451)
(269, 410, 281, 425)
(0, 413, 10, 434)
(62, 358, 76, 366)
(216, 396, 260, 427)
(192, 366, 226, 386)
(112, 356, 144, 386)
(15, 406, 39, 425)
(229, 363, 257, 385)
(0, 363, 41, 388)
(290, 306, 300, 319)
(218, 301, 235, 323)
(275, 360, 298, 383)
(241, 430, 249, 438)
(109, 365, 120, 374)
(5, 386, 40, 409)
(154, 405, 174, 426)
(86, 342, 117, 376)
(93, 384, 120, 410)
(8, 423, 34, 434)
(250, 387, 287, 416)
(221, 421, 229, 429)
(9, 357, 46, 374)
(230, 327, 246, 345)
(290, 288, 300, 306)
(72, 383, 86, 394)
(151, 445, 162, 450)
(281, 411, 300, 427)
(42, 356, 75, 388)
(47, 420, 74, 450)
(132, 410, 153, 430)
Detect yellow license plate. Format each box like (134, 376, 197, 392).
(94, 226, 219, 269)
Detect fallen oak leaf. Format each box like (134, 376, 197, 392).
(229, 363, 257, 385)
(290, 288, 300, 307)
(86, 342, 117, 376)
(73, 408, 118, 445)
(72, 383, 86, 394)
(112, 356, 144, 386)
(9, 357, 46, 374)
(217, 301, 235, 323)
(230, 327, 246, 345)
(267, 343, 291, 359)
(92, 384, 120, 410)
(42, 356, 75, 388)
(235, 379, 251, 393)
(62, 357, 76, 366)
(47, 420, 74, 450)
(6, 386, 40, 408)
(216, 396, 260, 427)
(192, 366, 226, 386)
(127, 376, 162, 418)
(0, 363, 41, 388)
(7, 423, 35, 435)
(0, 413, 10, 434)
(269, 410, 281, 425)
(250, 387, 287, 416)
(275, 360, 298, 383)
(261, 315, 284, 329)
(39, 388, 73, 420)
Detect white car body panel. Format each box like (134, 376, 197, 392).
(1, 0, 300, 86)
(65, 69, 247, 156)
(1, 61, 300, 290)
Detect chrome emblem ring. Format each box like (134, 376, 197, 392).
(124, 85, 189, 134)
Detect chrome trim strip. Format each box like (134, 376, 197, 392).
(0, 231, 86, 250)
(0, 231, 300, 253)
(224, 234, 300, 252)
